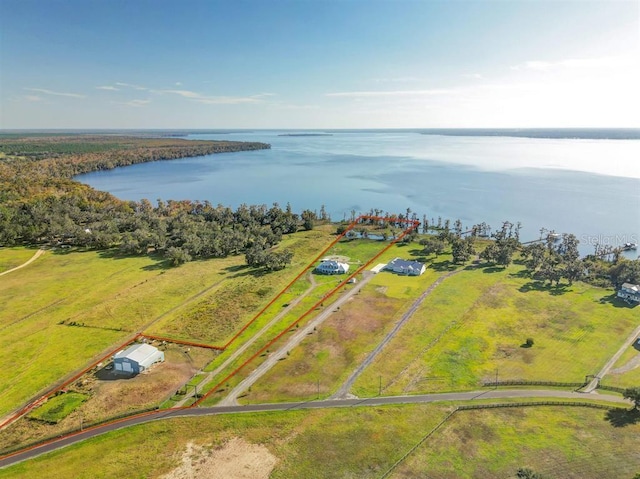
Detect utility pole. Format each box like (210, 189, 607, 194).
(495, 369, 499, 390)
(378, 375, 382, 396)
(317, 379, 320, 400)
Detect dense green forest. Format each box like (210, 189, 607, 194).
(0, 135, 312, 268)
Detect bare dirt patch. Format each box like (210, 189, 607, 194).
(161, 438, 277, 479)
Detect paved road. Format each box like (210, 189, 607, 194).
(0, 389, 628, 469)
(333, 268, 463, 399)
(219, 272, 374, 406)
(0, 249, 45, 277)
(174, 272, 319, 407)
(584, 322, 640, 392)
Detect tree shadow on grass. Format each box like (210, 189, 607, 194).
(223, 264, 250, 273)
(598, 293, 639, 309)
(605, 408, 640, 427)
(93, 249, 172, 271)
(509, 269, 531, 279)
(482, 266, 504, 274)
(519, 281, 570, 296)
(226, 266, 270, 279)
(429, 260, 457, 272)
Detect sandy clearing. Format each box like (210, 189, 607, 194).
(160, 438, 277, 479)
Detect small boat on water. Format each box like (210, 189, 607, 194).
(622, 242, 638, 251)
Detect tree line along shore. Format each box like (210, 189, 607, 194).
(0, 134, 638, 288)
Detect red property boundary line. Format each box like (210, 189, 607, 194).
(0, 334, 143, 430)
(193, 215, 420, 406)
(138, 334, 225, 351)
(0, 215, 419, 460)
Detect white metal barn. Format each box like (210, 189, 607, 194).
(113, 343, 164, 375)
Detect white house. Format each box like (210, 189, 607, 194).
(113, 343, 164, 375)
(617, 283, 640, 304)
(315, 259, 349, 275)
(384, 258, 426, 276)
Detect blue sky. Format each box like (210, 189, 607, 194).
(1, 0, 638, 128)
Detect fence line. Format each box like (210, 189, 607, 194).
(482, 380, 587, 388)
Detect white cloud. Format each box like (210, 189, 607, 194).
(175, 82, 182, 86)
(462, 73, 483, 80)
(115, 82, 148, 91)
(96, 85, 119, 91)
(24, 95, 43, 102)
(112, 99, 151, 107)
(156, 89, 275, 104)
(326, 89, 454, 98)
(23, 88, 85, 98)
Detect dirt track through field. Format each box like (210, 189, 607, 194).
(584, 323, 640, 392)
(174, 273, 319, 407)
(333, 266, 465, 399)
(0, 249, 45, 277)
(218, 272, 374, 406)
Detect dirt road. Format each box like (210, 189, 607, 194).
(218, 272, 374, 406)
(0, 249, 45, 277)
(333, 267, 464, 399)
(584, 323, 640, 392)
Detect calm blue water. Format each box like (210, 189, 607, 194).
(76, 131, 639, 255)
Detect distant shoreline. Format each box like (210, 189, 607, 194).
(3, 128, 639, 141)
(278, 133, 333, 137)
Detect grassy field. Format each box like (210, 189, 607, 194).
(145, 227, 336, 344)
(197, 238, 427, 405)
(604, 341, 640, 390)
(241, 248, 452, 403)
(390, 405, 640, 479)
(1, 403, 638, 478)
(353, 262, 639, 396)
(0, 248, 39, 273)
(26, 392, 88, 424)
(0, 227, 335, 419)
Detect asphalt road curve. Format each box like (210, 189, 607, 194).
(0, 389, 628, 469)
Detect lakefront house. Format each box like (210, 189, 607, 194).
(617, 283, 640, 304)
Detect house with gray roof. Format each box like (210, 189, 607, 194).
(617, 283, 640, 304)
(384, 258, 426, 276)
(315, 259, 349, 275)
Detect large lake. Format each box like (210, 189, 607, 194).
(76, 131, 639, 255)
